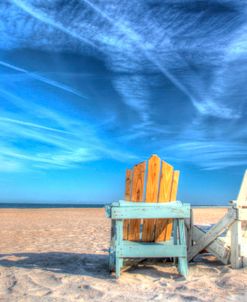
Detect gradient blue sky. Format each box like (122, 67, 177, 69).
(0, 0, 247, 204)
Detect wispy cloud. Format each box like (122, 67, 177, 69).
(4, 0, 245, 119)
(11, 0, 97, 49)
(113, 76, 151, 122)
(0, 0, 247, 173)
(81, 0, 198, 119)
(79, 0, 246, 119)
(164, 141, 247, 170)
(0, 87, 136, 172)
(0, 60, 85, 98)
(0, 117, 71, 134)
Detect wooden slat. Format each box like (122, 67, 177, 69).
(164, 171, 180, 241)
(142, 155, 161, 242)
(123, 169, 132, 240)
(127, 161, 146, 241)
(187, 224, 231, 264)
(111, 203, 190, 219)
(189, 208, 236, 261)
(238, 208, 247, 221)
(237, 170, 247, 207)
(154, 161, 174, 242)
(238, 171, 247, 266)
(125, 169, 132, 200)
(171, 171, 180, 200)
(231, 170, 247, 268)
(241, 242, 247, 257)
(119, 241, 186, 258)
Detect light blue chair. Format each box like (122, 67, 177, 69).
(105, 155, 190, 278)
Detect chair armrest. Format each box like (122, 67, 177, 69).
(106, 201, 190, 219)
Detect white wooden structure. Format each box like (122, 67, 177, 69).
(187, 170, 247, 268)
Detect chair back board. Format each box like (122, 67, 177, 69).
(237, 170, 247, 240)
(123, 154, 180, 242)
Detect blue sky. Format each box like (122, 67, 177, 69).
(0, 0, 247, 204)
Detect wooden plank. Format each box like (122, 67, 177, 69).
(178, 219, 188, 277)
(119, 241, 187, 258)
(238, 208, 247, 221)
(115, 220, 124, 277)
(154, 161, 174, 242)
(189, 224, 231, 264)
(128, 161, 146, 241)
(123, 169, 132, 240)
(231, 220, 242, 268)
(111, 204, 190, 219)
(165, 171, 180, 241)
(119, 200, 181, 207)
(231, 170, 247, 268)
(237, 170, 247, 207)
(158, 161, 174, 202)
(240, 242, 247, 257)
(109, 219, 116, 272)
(125, 169, 132, 200)
(142, 155, 161, 242)
(188, 208, 236, 261)
(185, 208, 194, 251)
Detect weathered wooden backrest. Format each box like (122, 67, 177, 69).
(237, 170, 247, 208)
(123, 154, 180, 242)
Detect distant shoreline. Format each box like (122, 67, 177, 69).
(0, 203, 230, 209)
(0, 203, 105, 209)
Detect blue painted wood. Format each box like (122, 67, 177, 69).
(119, 241, 187, 258)
(116, 257, 123, 278)
(115, 220, 123, 278)
(106, 200, 190, 278)
(109, 248, 115, 272)
(105, 205, 111, 218)
(111, 204, 190, 219)
(178, 219, 188, 277)
(118, 200, 182, 207)
(173, 219, 178, 244)
(109, 220, 116, 272)
(178, 257, 188, 277)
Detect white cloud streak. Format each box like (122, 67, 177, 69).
(1, 1, 247, 172)
(11, 0, 97, 49)
(7, 0, 241, 119)
(0, 87, 136, 172)
(0, 60, 85, 98)
(164, 141, 247, 170)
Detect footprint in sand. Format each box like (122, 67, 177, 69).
(0, 271, 17, 294)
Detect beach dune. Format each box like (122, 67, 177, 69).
(0, 208, 246, 302)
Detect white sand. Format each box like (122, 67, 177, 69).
(0, 208, 246, 302)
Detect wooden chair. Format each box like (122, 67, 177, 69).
(105, 154, 190, 278)
(187, 170, 247, 268)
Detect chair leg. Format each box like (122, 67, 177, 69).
(178, 257, 188, 277)
(109, 248, 115, 272)
(178, 219, 189, 278)
(109, 220, 116, 272)
(173, 219, 178, 265)
(115, 220, 123, 278)
(115, 258, 123, 278)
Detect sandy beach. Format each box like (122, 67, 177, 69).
(0, 208, 246, 302)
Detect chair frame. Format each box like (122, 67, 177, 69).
(106, 200, 190, 278)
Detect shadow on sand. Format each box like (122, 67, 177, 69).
(0, 252, 111, 279)
(0, 252, 180, 279)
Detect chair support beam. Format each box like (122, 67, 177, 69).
(188, 208, 236, 262)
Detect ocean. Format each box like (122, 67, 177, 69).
(0, 203, 229, 209)
(0, 203, 105, 208)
